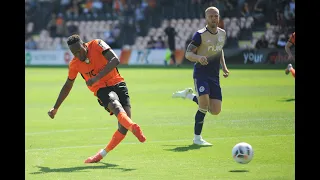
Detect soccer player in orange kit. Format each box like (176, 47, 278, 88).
(285, 32, 295, 78)
(47, 34, 146, 163)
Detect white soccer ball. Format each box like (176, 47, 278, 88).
(232, 142, 254, 164)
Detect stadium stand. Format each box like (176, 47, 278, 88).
(25, 0, 295, 51)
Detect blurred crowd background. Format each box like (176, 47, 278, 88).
(25, 0, 295, 51)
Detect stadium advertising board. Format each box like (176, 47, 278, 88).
(25, 48, 294, 66)
(25, 50, 68, 65)
(127, 49, 167, 65)
(25, 49, 121, 66)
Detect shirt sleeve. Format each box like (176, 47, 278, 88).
(190, 32, 201, 47)
(68, 59, 78, 80)
(94, 39, 111, 53)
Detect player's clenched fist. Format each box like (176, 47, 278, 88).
(48, 108, 58, 119)
(198, 56, 208, 65)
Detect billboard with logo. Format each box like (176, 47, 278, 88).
(25, 49, 121, 66)
(25, 48, 294, 66)
(25, 50, 73, 66)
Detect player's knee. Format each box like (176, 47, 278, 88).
(107, 92, 124, 115)
(208, 108, 221, 115)
(108, 91, 119, 102)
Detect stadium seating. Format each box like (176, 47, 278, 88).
(131, 16, 255, 50)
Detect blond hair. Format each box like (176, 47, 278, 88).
(205, 6, 220, 15)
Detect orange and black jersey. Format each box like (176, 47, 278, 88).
(68, 39, 124, 96)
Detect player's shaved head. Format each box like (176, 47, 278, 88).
(67, 34, 82, 45)
(205, 7, 219, 17)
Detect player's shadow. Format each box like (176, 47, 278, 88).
(229, 170, 249, 173)
(163, 144, 212, 152)
(278, 98, 295, 102)
(30, 162, 136, 174)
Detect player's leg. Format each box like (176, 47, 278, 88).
(172, 87, 198, 104)
(290, 68, 295, 78)
(192, 79, 212, 146)
(84, 87, 145, 163)
(113, 82, 146, 142)
(208, 80, 222, 115)
(285, 64, 295, 78)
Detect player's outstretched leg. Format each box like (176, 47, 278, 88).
(84, 91, 146, 163)
(172, 88, 198, 104)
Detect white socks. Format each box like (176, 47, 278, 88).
(99, 149, 107, 157)
(194, 134, 202, 140)
(186, 93, 196, 100)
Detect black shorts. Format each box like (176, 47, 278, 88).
(97, 82, 131, 111)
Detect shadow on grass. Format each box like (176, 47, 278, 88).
(278, 98, 295, 102)
(30, 162, 136, 174)
(163, 144, 212, 152)
(229, 170, 249, 173)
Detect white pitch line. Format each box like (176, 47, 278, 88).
(25, 127, 111, 135)
(25, 134, 294, 152)
(25, 118, 293, 136)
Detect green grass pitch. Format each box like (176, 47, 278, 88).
(25, 67, 295, 180)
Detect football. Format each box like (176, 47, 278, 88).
(232, 142, 254, 164)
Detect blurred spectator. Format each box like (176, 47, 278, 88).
(92, 0, 103, 18)
(66, 0, 81, 19)
(56, 13, 67, 37)
(25, 36, 37, 50)
(275, 9, 287, 33)
(237, 0, 247, 10)
(47, 13, 57, 37)
(134, 1, 147, 36)
(255, 35, 268, 49)
(240, 2, 252, 17)
(154, 36, 165, 49)
(137, 38, 154, 64)
(113, 0, 125, 16)
(164, 21, 177, 65)
(82, 0, 94, 18)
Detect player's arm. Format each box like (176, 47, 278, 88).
(220, 49, 229, 77)
(285, 41, 294, 58)
(86, 40, 120, 86)
(53, 78, 75, 109)
(48, 78, 75, 119)
(94, 48, 120, 81)
(220, 49, 227, 69)
(185, 32, 203, 63)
